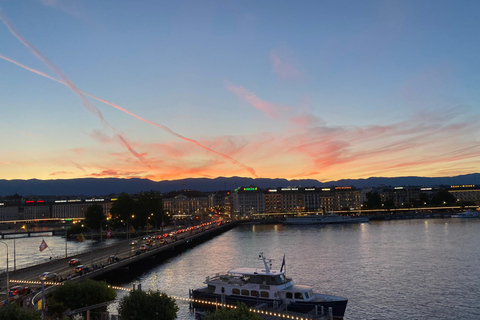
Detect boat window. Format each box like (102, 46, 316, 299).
(221, 287, 225, 293)
(295, 292, 304, 300)
(286, 292, 293, 299)
(241, 290, 249, 296)
(305, 291, 310, 299)
(260, 291, 269, 298)
(250, 290, 259, 297)
(232, 289, 240, 295)
(207, 285, 216, 293)
(275, 274, 287, 284)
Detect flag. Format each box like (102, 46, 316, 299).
(280, 254, 286, 272)
(77, 233, 85, 242)
(129, 226, 135, 234)
(39, 239, 48, 252)
(106, 229, 113, 239)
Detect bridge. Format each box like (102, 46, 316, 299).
(0, 220, 236, 301)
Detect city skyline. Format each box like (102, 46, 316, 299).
(1, 1, 479, 183)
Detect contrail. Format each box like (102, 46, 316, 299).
(0, 29, 257, 178)
(0, 8, 148, 166)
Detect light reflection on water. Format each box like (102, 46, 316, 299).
(3, 219, 480, 319)
(108, 219, 480, 320)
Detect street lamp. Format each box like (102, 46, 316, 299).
(148, 215, 157, 237)
(0, 241, 9, 297)
(82, 225, 94, 268)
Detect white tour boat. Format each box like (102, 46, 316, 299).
(191, 252, 348, 318)
(451, 210, 480, 218)
(284, 213, 369, 225)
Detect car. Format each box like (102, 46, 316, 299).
(9, 285, 31, 297)
(39, 272, 58, 281)
(130, 240, 138, 246)
(107, 255, 120, 263)
(68, 258, 81, 266)
(139, 244, 149, 252)
(74, 265, 89, 273)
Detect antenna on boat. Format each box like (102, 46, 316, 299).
(259, 252, 273, 273)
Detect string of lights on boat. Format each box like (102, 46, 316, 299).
(9, 279, 321, 319)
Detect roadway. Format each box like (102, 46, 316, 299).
(1, 220, 235, 302)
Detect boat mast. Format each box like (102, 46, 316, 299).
(259, 252, 272, 274)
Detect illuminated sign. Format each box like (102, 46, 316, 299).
(0, 203, 4, 206)
(37, 200, 44, 203)
(243, 187, 257, 191)
(394, 187, 404, 190)
(451, 185, 475, 188)
(321, 188, 331, 191)
(305, 188, 316, 191)
(55, 200, 67, 203)
(335, 187, 351, 190)
(268, 189, 277, 192)
(420, 188, 432, 191)
(26, 200, 34, 203)
(68, 199, 81, 203)
(281, 188, 291, 191)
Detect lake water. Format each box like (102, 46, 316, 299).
(2, 218, 480, 319)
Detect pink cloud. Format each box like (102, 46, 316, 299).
(226, 81, 289, 119)
(270, 47, 304, 81)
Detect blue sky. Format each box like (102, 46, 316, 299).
(1, 0, 479, 182)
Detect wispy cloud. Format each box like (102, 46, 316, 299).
(0, 52, 257, 178)
(270, 47, 304, 81)
(225, 81, 289, 120)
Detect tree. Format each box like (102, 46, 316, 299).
(0, 303, 41, 320)
(431, 189, 457, 206)
(365, 191, 382, 209)
(109, 193, 135, 228)
(47, 279, 116, 319)
(118, 290, 178, 320)
(84, 204, 106, 231)
(203, 302, 262, 320)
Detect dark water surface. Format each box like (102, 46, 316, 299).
(109, 219, 480, 320)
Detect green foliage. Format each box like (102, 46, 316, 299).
(365, 191, 382, 209)
(66, 223, 84, 238)
(110, 191, 166, 229)
(47, 279, 116, 319)
(431, 189, 457, 206)
(84, 204, 106, 230)
(203, 302, 262, 320)
(118, 290, 178, 320)
(0, 302, 41, 320)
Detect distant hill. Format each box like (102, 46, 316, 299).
(0, 173, 479, 197)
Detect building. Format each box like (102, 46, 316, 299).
(231, 186, 265, 217)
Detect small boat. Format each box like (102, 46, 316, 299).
(191, 252, 348, 318)
(451, 210, 480, 218)
(284, 213, 369, 225)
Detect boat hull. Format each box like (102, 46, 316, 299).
(284, 216, 370, 225)
(191, 289, 348, 318)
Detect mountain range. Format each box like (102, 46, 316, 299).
(0, 173, 479, 197)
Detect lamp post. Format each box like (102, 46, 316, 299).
(0, 241, 9, 297)
(148, 215, 157, 237)
(82, 225, 94, 268)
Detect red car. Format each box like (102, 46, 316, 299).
(9, 285, 31, 297)
(68, 258, 81, 266)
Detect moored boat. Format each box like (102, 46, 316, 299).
(191, 252, 348, 318)
(451, 210, 480, 218)
(284, 213, 369, 225)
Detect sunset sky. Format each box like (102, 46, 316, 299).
(1, 1, 479, 183)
